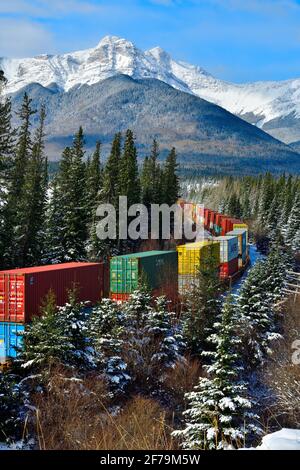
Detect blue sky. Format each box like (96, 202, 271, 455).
(1, 0, 300, 83)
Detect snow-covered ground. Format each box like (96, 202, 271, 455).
(247, 429, 300, 450)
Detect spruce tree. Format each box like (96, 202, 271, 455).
(88, 299, 130, 395)
(2, 93, 36, 267)
(0, 93, 15, 268)
(286, 193, 300, 252)
(183, 247, 223, 356)
(174, 296, 260, 450)
(237, 256, 284, 368)
(162, 147, 180, 206)
(119, 129, 140, 206)
(45, 128, 88, 262)
(14, 106, 48, 266)
(101, 132, 121, 207)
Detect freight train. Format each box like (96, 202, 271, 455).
(0, 204, 248, 364)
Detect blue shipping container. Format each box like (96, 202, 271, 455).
(0, 322, 24, 360)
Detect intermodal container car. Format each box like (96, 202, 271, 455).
(0, 262, 108, 323)
(177, 241, 220, 275)
(211, 236, 239, 263)
(110, 251, 178, 294)
(0, 322, 24, 362)
(226, 229, 247, 264)
(220, 258, 239, 278)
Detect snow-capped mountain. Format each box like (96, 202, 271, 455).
(1, 35, 300, 143)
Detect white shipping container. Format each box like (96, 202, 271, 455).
(212, 236, 238, 263)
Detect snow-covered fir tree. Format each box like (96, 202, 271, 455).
(183, 249, 223, 356)
(20, 289, 92, 373)
(146, 296, 185, 378)
(173, 295, 260, 450)
(87, 298, 130, 395)
(286, 193, 300, 253)
(237, 249, 289, 369)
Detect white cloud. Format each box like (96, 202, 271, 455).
(0, 0, 104, 17)
(0, 18, 54, 57)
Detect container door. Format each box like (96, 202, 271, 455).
(0, 274, 25, 322)
(8, 275, 25, 322)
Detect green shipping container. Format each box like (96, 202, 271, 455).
(110, 250, 178, 293)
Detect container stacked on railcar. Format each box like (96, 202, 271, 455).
(0, 262, 109, 363)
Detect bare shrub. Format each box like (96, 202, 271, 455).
(263, 294, 300, 428)
(29, 367, 174, 450)
(164, 356, 202, 406)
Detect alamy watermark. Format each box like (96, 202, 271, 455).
(95, 197, 206, 241)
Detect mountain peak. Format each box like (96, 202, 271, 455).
(96, 35, 135, 49)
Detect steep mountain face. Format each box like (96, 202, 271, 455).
(2, 35, 300, 144)
(10, 75, 300, 175)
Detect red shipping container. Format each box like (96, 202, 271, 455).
(204, 209, 211, 229)
(219, 258, 239, 278)
(110, 292, 130, 303)
(0, 262, 108, 323)
(221, 217, 243, 236)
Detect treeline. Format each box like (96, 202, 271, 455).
(0, 92, 180, 269)
(183, 174, 300, 253)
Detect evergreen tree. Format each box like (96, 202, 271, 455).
(237, 257, 284, 368)
(2, 93, 36, 267)
(141, 139, 161, 206)
(20, 290, 71, 371)
(86, 141, 102, 216)
(162, 147, 180, 206)
(14, 106, 48, 266)
(147, 296, 184, 379)
(21, 289, 93, 373)
(0, 94, 15, 267)
(174, 296, 260, 450)
(45, 128, 88, 262)
(119, 129, 140, 206)
(286, 193, 300, 252)
(101, 133, 121, 207)
(0, 372, 22, 442)
(88, 299, 130, 395)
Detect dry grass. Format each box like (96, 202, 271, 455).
(164, 356, 202, 406)
(263, 294, 300, 428)
(29, 367, 175, 450)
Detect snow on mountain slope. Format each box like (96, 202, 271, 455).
(1, 35, 300, 143)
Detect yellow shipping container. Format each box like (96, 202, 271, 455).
(177, 240, 220, 275)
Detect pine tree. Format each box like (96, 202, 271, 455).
(119, 129, 140, 206)
(147, 296, 184, 378)
(174, 296, 260, 450)
(14, 106, 48, 266)
(162, 147, 180, 206)
(45, 128, 88, 262)
(237, 257, 283, 368)
(88, 299, 130, 395)
(20, 290, 71, 371)
(0, 94, 15, 268)
(86, 141, 102, 216)
(101, 133, 121, 206)
(21, 289, 93, 372)
(257, 173, 274, 224)
(44, 177, 66, 263)
(141, 139, 161, 206)
(286, 193, 300, 252)
(0, 372, 22, 442)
